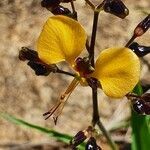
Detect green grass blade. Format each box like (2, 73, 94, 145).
(131, 83, 150, 150)
(1, 113, 85, 150)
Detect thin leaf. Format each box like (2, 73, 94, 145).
(1, 113, 85, 150)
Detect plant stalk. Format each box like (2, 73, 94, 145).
(89, 9, 117, 150)
(92, 88, 99, 126)
(89, 11, 99, 67)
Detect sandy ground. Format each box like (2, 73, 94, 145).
(0, 0, 149, 149)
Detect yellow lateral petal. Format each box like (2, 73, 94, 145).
(37, 15, 87, 65)
(93, 47, 140, 98)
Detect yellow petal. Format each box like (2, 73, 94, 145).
(37, 15, 87, 65)
(93, 47, 140, 98)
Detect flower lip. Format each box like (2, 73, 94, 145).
(74, 57, 95, 77)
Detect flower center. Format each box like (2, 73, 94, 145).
(74, 57, 95, 78)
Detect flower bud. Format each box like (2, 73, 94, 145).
(141, 93, 150, 102)
(103, 0, 129, 19)
(129, 42, 150, 57)
(141, 93, 150, 115)
(27, 61, 51, 76)
(143, 103, 150, 115)
(70, 126, 93, 149)
(19, 47, 38, 61)
(129, 93, 150, 115)
(41, 0, 60, 8)
(134, 14, 150, 37)
(60, 0, 73, 3)
(70, 131, 87, 148)
(19, 47, 58, 76)
(86, 137, 102, 150)
(132, 100, 146, 114)
(51, 5, 71, 15)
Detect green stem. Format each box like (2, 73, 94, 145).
(89, 11, 99, 67)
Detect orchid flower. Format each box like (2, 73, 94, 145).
(37, 15, 140, 122)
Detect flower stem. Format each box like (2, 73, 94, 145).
(89, 11, 99, 67)
(91, 87, 117, 150)
(92, 88, 99, 126)
(89, 9, 117, 150)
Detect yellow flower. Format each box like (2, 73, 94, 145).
(37, 15, 140, 120)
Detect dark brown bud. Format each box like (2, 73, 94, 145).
(19, 47, 58, 76)
(86, 137, 102, 150)
(19, 47, 38, 61)
(51, 5, 71, 15)
(129, 93, 150, 115)
(103, 0, 129, 19)
(134, 14, 150, 37)
(70, 131, 87, 148)
(132, 100, 146, 115)
(70, 126, 93, 149)
(143, 103, 150, 115)
(28, 61, 58, 76)
(41, 0, 60, 8)
(129, 42, 150, 57)
(27, 61, 51, 76)
(60, 0, 73, 3)
(141, 93, 150, 102)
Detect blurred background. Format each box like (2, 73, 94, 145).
(0, 0, 149, 149)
